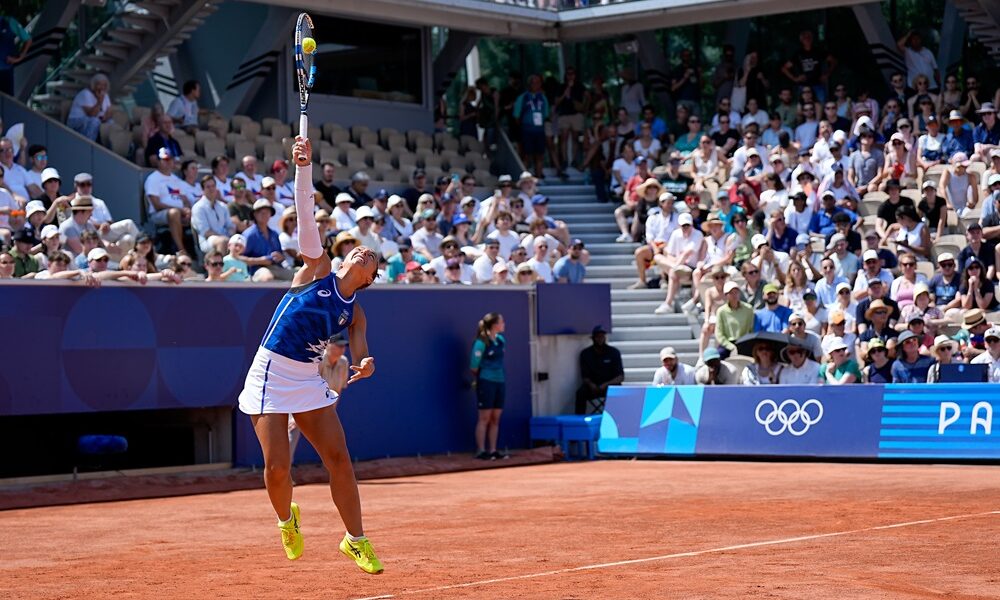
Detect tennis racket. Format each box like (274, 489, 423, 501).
(294, 12, 316, 140)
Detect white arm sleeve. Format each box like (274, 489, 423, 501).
(295, 163, 323, 259)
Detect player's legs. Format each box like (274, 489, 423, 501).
(291, 404, 363, 537)
(251, 413, 294, 521)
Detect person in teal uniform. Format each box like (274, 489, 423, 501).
(470, 312, 508, 460)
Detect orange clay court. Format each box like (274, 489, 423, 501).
(3, 460, 998, 600)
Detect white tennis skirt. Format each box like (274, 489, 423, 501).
(238, 347, 339, 415)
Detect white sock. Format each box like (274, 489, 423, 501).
(347, 532, 366, 542)
(277, 511, 294, 526)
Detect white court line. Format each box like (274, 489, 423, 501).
(353, 510, 999, 600)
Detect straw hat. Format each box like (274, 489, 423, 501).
(635, 177, 664, 198)
(333, 231, 358, 255)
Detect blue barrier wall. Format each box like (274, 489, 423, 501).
(599, 384, 998, 460)
(535, 283, 611, 335)
(0, 284, 533, 464)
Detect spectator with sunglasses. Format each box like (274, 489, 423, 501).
(201, 250, 238, 282)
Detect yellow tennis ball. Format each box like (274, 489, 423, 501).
(302, 37, 316, 54)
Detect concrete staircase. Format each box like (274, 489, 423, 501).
(953, 0, 1000, 64)
(34, 0, 221, 119)
(539, 176, 697, 385)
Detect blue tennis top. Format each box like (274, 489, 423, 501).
(260, 273, 355, 363)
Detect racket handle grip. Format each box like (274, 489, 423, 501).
(299, 113, 309, 140)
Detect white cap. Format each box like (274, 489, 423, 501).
(659, 346, 677, 360)
(751, 233, 768, 249)
(835, 281, 851, 293)
(492, 261, 509, 274)
(988, 173, 1000, 187)
(461, 195, 477, 206)
(827, 232, 846, 249)
(25, 200, 46, 218)
(824, 336, 849, 353)
(387, 194, 405, 209)
(533, 236, 549, 249)
(335, 192, 353, 204)
(41, 167, 61, 183)
(723, 281, 740, 294)
(922, 179, 937, 189)
(832, 130, 847, 143)
(40, 224, 60, 240)
(229, 234, 246, 246)
(678, 212, 694, 226)
(985, 326, 1000, 341)
(87, 247, 109, 261)
(261, 176, 276, 188)
(862, 249, 879, 262)
(936, 252, 955, 263)
(355, 205, 375, 220)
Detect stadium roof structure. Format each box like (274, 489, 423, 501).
(267, 0, 874, 41)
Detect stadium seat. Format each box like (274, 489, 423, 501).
(308, 126, 322, 143)
(345, 148, 367, 167)
(233, 140, 256, 162)
(260, 117, 283, 136)
(370, 149, 393, 171)
(379, 127, 400, 145)
(321, 122, 343, 141)
(916, 262, 934, 280)
(969, 161, 987, 178)
(110, 107, 130, 129)
(230, 114, 252, 132)
(863, 191, 888, 203)
(438, 136, 460, 153)
(207, 117, 228, 139)
(225, 132, 244, 155)
(271, 123, 291, 142)
(858, 199, 880, 217)
(329, 129, 351, 146)
(253, 135, 275, 155)
(421, 155, 442, 171)
(262, 142, 285, 162)
(461, 136, 484, 155)
(924, 164, 946, 182)
(99, 122, 117, 147)
(900, 188, 921, 204)
(413, 135, 433, 151)
(469, 155, 491, 173)
(351, 125, 372, 145)
(724, 355, 754, 373)
(175, 133, 195, 156)
(319, 146, 343, 167)
(405, 129, 425, 147)
(109, 130, 131, 158)
(385, 133, 407, 153)
(202, 138, 225, 161)
(358, 131, 379, 150)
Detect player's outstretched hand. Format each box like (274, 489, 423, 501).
(348, 357, 375, 385)
(292, 136, 312, 167)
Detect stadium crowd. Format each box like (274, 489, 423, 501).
(485, 28, 1000, 384)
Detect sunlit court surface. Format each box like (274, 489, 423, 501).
(4, 460, 998, 600)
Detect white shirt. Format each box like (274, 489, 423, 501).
(652, 363, 696, 385)
(612, 158, 636, 188)
(24, 168, 42, 194)
(784, 205, 813, 235)
(752, 251, 791, 284)
(331, 206, 356, 231)
(144, 170, 187, 213)
(429, 255, 475, 283)
(177, 179, 202, 206)
(167, 94, 199, 128)
(348, 226, 381, 256)
(620, 82, 646, 117)
(710, 110, 742, 133)
(0, 161, 29, 199)
(191, 196, 233, 241)
(214, 175, 233, 200)
(235, 172, 263, 195)
(703, 232, 735, 268)
(633, 138, 662, 160)
(971, 351, 1000, 383)
(665, 228, 705, 268)
(777, 360, 822, 384)
(472, 254, 498, 283)
(852, 268, 895, 296)
(741, 110, 769, 131)
(275, 181, 295, 209)
(486, 229, 521, 260)
(68, 88, 110, 121)
(527, 257, 554, 283)
(758, 189, 789, 216)
(904, 47, 938, 88)
(645, 210, 679, 244)
(519, 233, 560, 252)
(730, 144, 771, 176)
(0, 188, 17, 228)
(88, 196, 114, 224)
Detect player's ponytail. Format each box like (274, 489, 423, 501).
(477, 312, 501, 342)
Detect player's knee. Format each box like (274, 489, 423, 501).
(264, 460, 291, 481)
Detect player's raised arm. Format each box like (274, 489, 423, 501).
(347, 303, 375, 384)
(291, 136, 331, 285)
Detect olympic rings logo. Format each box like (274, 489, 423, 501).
(754, 399, 824, 436)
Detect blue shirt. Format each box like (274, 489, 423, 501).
(754, 305, 793, 333)
(634, 118, 667, 140)
(814, 276, 848, 306)
(512, 92, 549, 132)
(260, 273, 356, 363)
(768, 226, 799, 254)
(891, 355, 935, 383)
(553, 256, 586, 283)
(719, 205, 746, 234)
(973, 122, 1000, 146)
(808, 207, 856, 236)
(943, 128, 974, 157)
(242, 224, 282, 274)
(928, 273, 959, 306)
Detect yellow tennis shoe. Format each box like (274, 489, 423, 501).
(339, 534, 384, 574)
(278, 502, 304, 560)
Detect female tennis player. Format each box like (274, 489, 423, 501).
(237, 136, 383, 574)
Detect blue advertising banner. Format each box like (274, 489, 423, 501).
(534, 283, 611, 335)
(600, 384, 1000, 460)
(0, 284, 534, 464)
(878, 384, 999, 459)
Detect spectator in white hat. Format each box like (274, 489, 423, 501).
(71, 172, 140, 253)
(58, 196, 99, 256)
(826, 231, 860, 281)
(939, 151, 979, 219)
(852, 248, 895, 299)
(331, 192, 357, 232)
(916, 114, 946, 172)
(348, 205, 381, 256)
(652, 211, 704, 314)
(410, 209, 443, 260)
(970, 326, 1000, 382)
(749, 233, 790, 288)
(526, 236, 554, 283)
(473, 238, 502, 284)
(223, 234, 251, 282)
(33, 250, 99, 286)
(490, 260, 510, 285)
(192, 174, 235, 255)
(716, 281, 754, 357)
(144, 147, 192, 255)
(652, 346, 695, 385)
(32, 167, 72, 223)
(383, 195, 413, 241)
